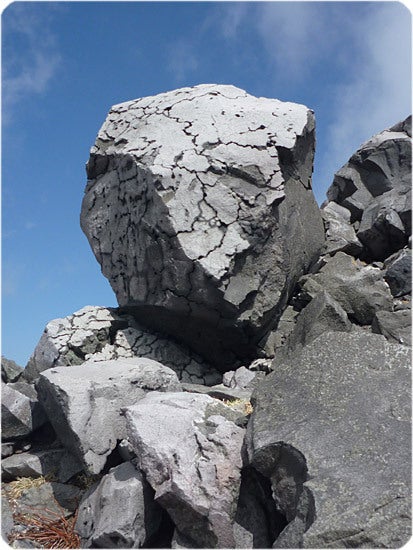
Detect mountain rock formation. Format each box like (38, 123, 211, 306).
(2, 86, 411, 549)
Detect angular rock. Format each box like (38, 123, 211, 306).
(223, 366, 257, 389)
(125, 391, 245, 547)
(2, 381, 47, 440)
(10, 482, 82, 519)
(24, 305, 220, 385)
(36, 358, 181, 474)
(76, 461, 161, 548)
(1, 495, 15, 542)
(321, 201, 363, 256)
(299, 251, 393, 324)
(1, 448, 83, 483)
(372, 309, 411, 346)
(384, 247, 412, 297)
(246, 331, 411, 548)
(1, 356, 23, 383)
(81, 84, 325, 368)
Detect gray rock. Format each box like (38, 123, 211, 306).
(11, 482, 82, 519)
(36, 358, 181, 474)
(384, 247, 412, 297)
(81, 84, 325, 368)
(24, 305, 220, 385)
(223, 366, 257, 389)
(246, 331, 411, 548)
(299, 251, 393, 324)
(125, 391, 245, 547)
(2, 442, 14, 458)
(1, 448, 82, 482)
(2, 381, 47, 441)
(372, 309, 411, 346)
(2, 494, 14, 542)
(76, 461, 161, 548)
(181, 382, 252, 403)
(321, 201, 363, 256)
(1, 356, 23, 383)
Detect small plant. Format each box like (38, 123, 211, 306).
(8, 508, 81, 548)
(6, 474, 55, 500)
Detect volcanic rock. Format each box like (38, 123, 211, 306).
(2, 381, 47, 441)
(1, 356, 23, 383)
(384, 247, 412, 297)
(81, 84, 324, 368)
(36, 358, 181, 474)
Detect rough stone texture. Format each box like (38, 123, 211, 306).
(222, 366, 257, 389)
(125, 391, 245, 548)
(1, 356, 23, 383)
(247, 331, 411, 548)
(320, 201, 362, 257)
(372, 309, 411, 346)
(384, 247, 412, 297)
(2, 381, 47, 441)
(81, 84, 325, 368)
(326, 116, 412, 261)
(36, 358, 181, 474)
(298, 251, 393, 324)
(24, 305, 220, 385)
(76, 461, 161, 548)
(10, 482, 82, 519)
(1, 495, 15, 542)
(1, 448, 83, 483)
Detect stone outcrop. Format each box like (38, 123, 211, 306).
(36, 358, 181, 473)
(1, 380, 47, 440)
(81, 84, 324, 367)
(247, 331, 411, 548)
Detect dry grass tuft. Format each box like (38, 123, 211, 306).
(6, 474, 55, 500)
(9, 508, 81, 549)
(223, 398, 253, 415)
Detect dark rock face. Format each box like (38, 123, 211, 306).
(247, 331, 411, 548)
(1, 356, 23, 383)
(80, 85, 324, 368)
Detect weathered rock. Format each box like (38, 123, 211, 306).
(24, 306, 220, 385)
(223, 366, 257, 389)
(125, 391, 245, 547)
(1, 356, 23, 383)
(81, 84, 325, 368)
(326, 116, 412, 261)
(2, 494, 14, 542)
(246, 331, 411, 548)
(1, 381, 47, 440)
(321, 201, 363, 256)
(10, 482, 82, 519)
(299, 251, 393, 324)
(76, 461, 161, 548)
(384, 247, 412, 297)
(372, 309, 411, 346)
(1, 448, 83, 483)
(36, 358, 181, 474)
(2, 442, 14, 458)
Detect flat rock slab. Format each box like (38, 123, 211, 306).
(125, 391, 245, 547)
(247, 331, 411, 548)
(81, 84, 324, 367)
(36, 358, 181, 474)
(76, 461, 161, 548)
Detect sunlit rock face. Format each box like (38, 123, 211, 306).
(81, 84, 324, 368)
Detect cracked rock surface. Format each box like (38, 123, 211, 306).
(247, 331, 411, 548)
(81, 84, 324, 367)
(24, 305, 220, 385)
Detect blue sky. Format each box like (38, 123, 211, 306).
(2, 1, 411, 366)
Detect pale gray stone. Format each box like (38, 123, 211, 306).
(125, 391, 246, 548)
(321, 201, 363, 256)
(81, 84, 324, 368)
(223, 366, 257, 389)
(24, 305, 219, 385)
(247, 331, 411, 548)
(1, 356, 23, 383)
(36, 358, 181, 474)
(76, 462, 161, 548)
(11, 482, 82, 519)
(1, 381, 47, 440)
(1, 448, 82, 482)
(2, 495, 14, 542)
(372, 309, 411, 346)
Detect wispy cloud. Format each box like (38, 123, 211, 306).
(2, 3, 62, 123)
(166, 39, 199, 84)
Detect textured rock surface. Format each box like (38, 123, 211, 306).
(36, 358, 181, 473)
(76, 461, 161, 548)
(81, 84, 324, 367)
(125, 391, 245, 547)
(10, 482, 82, 519)
(321, 201, 362, 256)
(1, 381, 47, 440)
(326, 116, 411, 260)
(372, 309, 412, 346)
(384, 247, 412, 297)
(247, 331, 411, 548)
(24, 305, 220, 385)
(1, 356, 23, 383)
(298, 251, 393, 324)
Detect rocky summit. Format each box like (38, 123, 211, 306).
(2, 86, 411, 549)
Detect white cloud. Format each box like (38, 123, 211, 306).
(167, 39, 199, 83)
(2, 3, 61, 122)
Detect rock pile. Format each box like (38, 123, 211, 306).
(2, 86, 411, 549)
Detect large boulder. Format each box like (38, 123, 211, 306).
(24, 305, 220, 385)
(246, 331, 411, 548)
(125, 391, 245, 547)
(325, 116, 411, 261)
(76, 461, 162, 548)
(36, 358, 181, 474)
(81, 84, 325, 368)
(1, 380, 47, 440)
